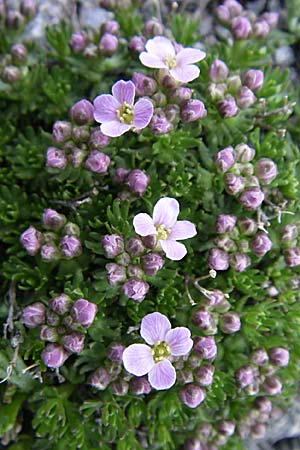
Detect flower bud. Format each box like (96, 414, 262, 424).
(255, 158, 278, 185)
(46, 147, 68, 169)
(62, 331, 85, 353)
(231, 16, 252, 39)
(203, 289, 224, 308)
(237, 86, 256, 109)
(238, 216, 257, 236)
(1, 65, 21, 84)
(130, 377, 151, 395)
(69, 32, 87, 53)
(225, 174, 246, 195)
(70, 99, 94, 125)
(152, 91, 167, 106)
(72, 125, 90, 142)
(142, 235, 157, 249)
(50, 294, 72, 315)
(261, 12, 279, 29)
(20, 0, 37, 18)
(224, 0, 243, 16)
(20, 226, 43, 255)
(208, 59, 229, 83)
(144, 19, 164, 36)
(46, 310, 60, 327)
(99, 33, 118, 56)
(250, 232, 272, 257)
(85, 150, 110, 174)
(281, 224, 298, 243)
(40, 325, 58, 342)
(40, 244, 59, 262)
(217, 420, 235, 436)
(262, 376, 282, 395)
(126, 169, 150, 196)
(107, 342, 125, 363)
(177, 369, 194, 384)
(116, 252, 130, 266)
(121, 278, 149, 302)
(216, 5, 230, 23)
(126, 237, 145, 257)
(141, 253, 164, 276)
(184, 438, 202, 450)
(215, 147, 236, 172)
(128, 265, 143, 278)
(181, 100, 207, 123)
(179, 384, 206, 408)
(170, 87, 192, 104)
(114, 167, 129, 184)
(235, 365, 255, 388)
(89, 129, 110, 149)
(220, 311, 241, 333)
(110, 380, 129, 396)
(251, 348, 269, 366)
(128, 35, 145, 53)
(284, 248, 300, 267)
(102, 20, 119, 35)
(235, 143, 255, 162)
(251, 423, 266, 439)
(244, 382, 259, 396)
(208, 248, 229, 271)
(227, 75, 242, 93)
(193, 336, 217, 360)
(6, 11, 24, 29)
(52, 121, 72, 144)
(269, 347, 289, 367)
(194, 364, 215, 386)
(22, 303, 46, 328)
(217, 96, 239, 118)
(243, 69, 264, 92)
(208, 82, 227, 101)
(216, 214, 237, 233)
(41, 343, 69, 368)
(215, 235, 236, 252)
(89, 368, 111, 390)
(149, 112, 173, 135)
(63, 223, 80, 237)
(254, 397, 272, 414)
(42, 208, 66, 231)
(105, 263, 127, 286)
(239, 187, 264, 210)
(10, 44, 27, 63)
(132, 72, 157, 97)
(102, 234, 124, 258)
(229, 253, 251, 272)
(254, 20, 270, 38)
(192, 309, 217, 334)
(71, 299, 97, 328)
(60, 235, 82, 258)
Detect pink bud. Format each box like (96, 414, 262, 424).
(41, 343, 69, 368)
(85, 150, 110, 174)
(20, 226, 43, 255)
(71, 299, 97, 328)
(179, 384, 206, 408)
(70, 99, 94, 125)
(22, 303, 46, 328)
(99, 33, 118, 56)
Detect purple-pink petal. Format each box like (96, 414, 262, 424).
(165, 327, 193, 356)
(176, 48, 206, 66)
(169, 220, 197, 240)
(133, 98, 154, 129)
(148, 359, 176, 390)
(133, 213, 157, 237)
(139, 52, 167, 69)
(112, 80, 135, 105)
(93, 94, 120, 123)
(140, 312, 171, 345)
(123, 343, 154, 376)
(153, 197, 179, 228)
(160, 239, 187, 260)
(100, 121, 131, 137)
(145, 36, 175, 60)
(170, 65, 200, 83)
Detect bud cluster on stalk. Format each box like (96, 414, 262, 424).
(183, 419, 236, 449)
(20, 209, 82, 261)
(216, 0, 279, 41)
(21, 295, 97, 368)
(208, 212, 273, 272)
(208, 58, 264, 118)
(280, 223, 300, 268)
(0, 0, 37, 31)
(238, 396, 277, 440)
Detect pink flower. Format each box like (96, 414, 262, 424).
(93, 80, 153, 137)
(133, 197, 197, 260)
(139, 36, 206, 83)
(123, 312, 193, 390)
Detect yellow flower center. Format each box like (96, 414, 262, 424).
(116, 102, 134, 124)
(164, 55, 177, 69)
(156, 224, 171, 241)
(152, 341, 170, 363)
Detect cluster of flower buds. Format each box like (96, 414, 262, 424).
(69, 19, 120, 58)
(20, 209, 82, 261)
(216, 0, 279, 40)
(238, 396, 275, 439)
(280, 224, 300, 267)
(46, 99, 111, 174)
(184, 419, 236, 449)
(215, 143, 278, 210)
(0, 42, 29, 85)
(208, 59, 264, 118)
(22, 295, 97, 368)
(235, 346, 289, 396)
(208, 212, 273, 272)
(114, 167, 150, 198)
(0, 0, 37, 31)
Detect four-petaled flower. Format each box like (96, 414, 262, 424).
(93, 80, 154, 137)
(139, 36, 206, 83)
(123, 312, 193, 390)
(133, 197, 197, 260)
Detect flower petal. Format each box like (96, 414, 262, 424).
(145, 36, 175, 60)
(123, 344, 154, 376)
(93, 94, 120, 123)
(148, 359, 176, 390)
(133, 98, 154, 129)
(176, 48, 206, 66)
(139, 52, 168, 69)
(170, 64, 200, 83)
(160, 240, 187, 260)
(100, 121, 131, 137)
(153, 197, 179, 228)
(141, 312, 171, 345)
(133, 213, 157, 237)
(169, 221, 197, 240)
(165, 327, 193, 356)
(112, 80, 135, 105)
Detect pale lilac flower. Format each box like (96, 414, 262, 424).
(139, 36, 206, 83)
(133, 197, 197, 261)
(93, 80, 153, 137)
(123, 312, 193, 390)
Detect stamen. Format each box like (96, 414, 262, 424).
(117, 102, 134, 124)
(152, 341, 170, 362)
(164, 55, 177, 69)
